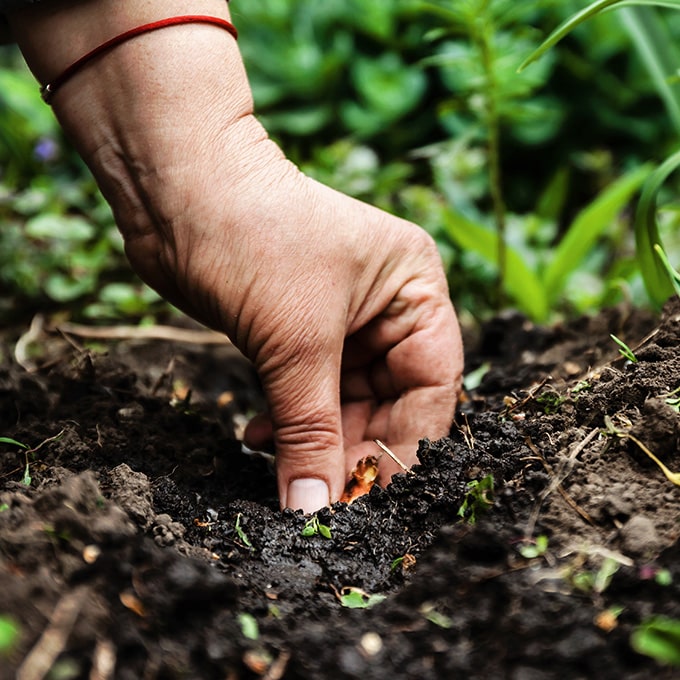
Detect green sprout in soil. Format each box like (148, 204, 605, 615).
(610, 334, 638, 363)
(535, 390, 565, 415)
(301, 515, 332, 539)
(0, 503, 8, 513)
(0, 615, 20, 656)
(234, 513, 254, 551)
(631, 616, 680, 667)
(457, 474, 494, 524)
(0, 430, 65, 486)
(335, 586, 386, 609)
(519, 534, 549, 560)
(237, 612, 260, 641)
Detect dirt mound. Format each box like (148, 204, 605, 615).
(1, 301, 679, 679)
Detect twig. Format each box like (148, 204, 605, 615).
(17, 586, 89, 680)
(523, 431, 597, 538)
(54, 322, 231, 345)
(373, 439, 413, 474)
(90, 638, 116, 680)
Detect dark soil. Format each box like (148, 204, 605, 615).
(1, 300, 679, 679)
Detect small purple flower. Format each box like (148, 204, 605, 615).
(33, 136, 60, 163)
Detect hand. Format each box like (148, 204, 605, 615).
(8, 1, 464, 513)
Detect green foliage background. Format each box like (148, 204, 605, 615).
(2, 0, 680, 325)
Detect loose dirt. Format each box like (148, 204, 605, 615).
(1, 300, 679, 679)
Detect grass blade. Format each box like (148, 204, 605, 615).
(543, 164, 651, 305)
(618, 6, 680, 134)
(441, 210, 549, 321)
(518, 0, 628, 72)
(634, 149, 680, 306)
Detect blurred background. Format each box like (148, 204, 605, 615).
(2, 0, 680, 329)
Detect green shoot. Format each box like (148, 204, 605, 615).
(234, 513, 254, 551)
(631, 616, 680, 667)
(0, 616, 19, 656)
(301, 515, 332, 539)
(0, 430, 65, 487)
(337, 587, 386, 609)
(610, 334, 638, 363)
(519, 534, 549, 559)
(0, 504, 8, 513)
(457, 474, 494, 524)
(237, 612, 260, 641)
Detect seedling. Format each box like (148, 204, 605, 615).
(631, 616, 680, 667)
(610, 334, 638, 363)
(234, 513, 254, 551)
(535, 391, 565, 415)
(0, 504, 8, 513)
(457, 474, 494, 524)
(301, 515, 332, 539)
(390, 553, 416, 573)
(335, 586, 386, 609)
(519, 534, 549, 560)
(0, 430, 64, 486)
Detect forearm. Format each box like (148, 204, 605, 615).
(6, 0, 293, 319)
(6, 0, 267, 236)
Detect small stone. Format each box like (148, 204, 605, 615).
(359, 632, 383, 657)
(620, 515, 661, 557)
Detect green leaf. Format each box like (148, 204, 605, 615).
(631, 616, 680, 666)
(619, 6, 680, 134)
(318, 523, 332, 539)
(237, 613, 260, 641)
(0, 615, 20, 655)
(542, 164, 651, 305)
(635, 149, 680, 307)
(440, 210, 549, 321)
(0, 437, 28, 449)
(518, 0, 643, 72)
(339, 587, 387, 609)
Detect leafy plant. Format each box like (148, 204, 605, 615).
(457, 474, 494, 524)
(521, 0, 680, 309)
(631, 616, 680, 666)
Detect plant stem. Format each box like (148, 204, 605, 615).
(475, 2, 507, 306)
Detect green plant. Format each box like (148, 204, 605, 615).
(301, 514, 332, 539)
(457, 474, 494, 524)
(0, 615, 20, 656)
(237, 612, 260, 641)
(631, 616, 680, 667)
(610, 333, 639, 362)
(235, 513, 255, 551)
(0, 430, 64, 486)
(521, 0, 680, 309)
(519, 534, 549, 559)
(337, 586, 386, 609)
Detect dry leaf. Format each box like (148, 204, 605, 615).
(340, 455, 379, 504)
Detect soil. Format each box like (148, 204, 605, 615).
(1, 300, 679, 680)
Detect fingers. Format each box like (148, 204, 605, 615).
(257, 334, 347, 514)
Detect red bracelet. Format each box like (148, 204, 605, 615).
(40, 15, 238, 104)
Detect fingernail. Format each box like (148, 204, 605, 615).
(287, 478, 330, 514)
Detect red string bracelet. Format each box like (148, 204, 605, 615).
(40, 15, 238, 104)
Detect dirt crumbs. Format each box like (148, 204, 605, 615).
(0, 301, 679, 679)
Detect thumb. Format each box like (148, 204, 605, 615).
(262, 352, 346, 514)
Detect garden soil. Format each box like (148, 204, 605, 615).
(1, 299, 679, 679)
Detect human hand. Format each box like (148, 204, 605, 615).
(8, 0, 463, 513)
